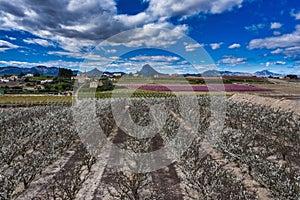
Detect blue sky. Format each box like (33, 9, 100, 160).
(0, 0, 300, 74)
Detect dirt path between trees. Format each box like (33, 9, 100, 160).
(230, 94, 300, 115)
(201, 140, 272, 200)
(16, 142, 80, 199)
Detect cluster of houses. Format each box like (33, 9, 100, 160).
(0, 73, 37, 83)
(72, 72, 121, 88)
(269, 75, 299, 80)
(0, 75, 19, 83)
(0, 73, 56, 93)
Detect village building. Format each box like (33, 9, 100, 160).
(89, 81, 100, 88)
(73, 73, 90, 83)
(41, 80, 53, 84)
(0, 78, 9, 83)
(25, 74, 34, 78)
(113, 73, 122, 77)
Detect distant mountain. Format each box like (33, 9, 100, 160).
(0, 65, 288, 78)
(0, 66, 23, 75)
(254, 70, 283, 77)
(201, 70, 219, 76)
(220, 71, 253, 76)
(137, 64, 166, 77)
(87, 68, 103, 76)
(32, 65, 59, 76)
(201, 70, 252, 76)
(0, 66, 62, 76)
(201, 70, 285, 77)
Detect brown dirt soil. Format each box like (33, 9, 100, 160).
(252, 83, 300, 94)
(229, 93, 300, 115)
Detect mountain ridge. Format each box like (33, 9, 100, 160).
(137, 64, 166, 77)
(0, 65, 290, 77)
(0, 66, 60, 76)
(254, 70, 283, 77)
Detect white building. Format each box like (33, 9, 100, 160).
(0, 79, 9, 83)
(25, 74, 34, 77)
(73, 73, 90, 83)
(8, 76, 18, 81)
(113, 73, 122, 77)
(41, 80, 53, 84)
(89, 81, 99, 88)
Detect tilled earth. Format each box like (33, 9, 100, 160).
(1, 95, 299, 199)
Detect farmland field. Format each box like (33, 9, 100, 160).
(119, 83, 271, 92)
(0, 96, 72, 107)
(0, 95, 299, 199)
(1, 1, 300, 199)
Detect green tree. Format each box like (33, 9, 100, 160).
(58, 68, 73, 78)
(19, 72, 25, 77)
(34, 72, 41, 77)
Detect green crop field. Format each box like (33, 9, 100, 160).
(0, 95, 72, 107)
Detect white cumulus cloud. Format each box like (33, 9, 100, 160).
(0, 60, 81, 69)
(104, 22, 189, 48)
(210, 42, 223, 50)
(0, 39, 19, 52)
(0, 0, 244, 53)
(218, 56, 246, 66)
(248, 25, 300, 51)
(275, 61, 286, 65)
(130, 55, 181, 62)
(184, 43, 203, 52)
(273, 31, 281, 36)
(270, 22, 282, 29)
(23, 38, 55, 47)
(291, 10, 300, 20)
(228, 43, 241, 49)
(245, 23, 265, 32)
(271, 48, 283, 54)
(147, 0, 243, 19)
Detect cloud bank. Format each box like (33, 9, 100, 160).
(0, 0, 244, 53)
